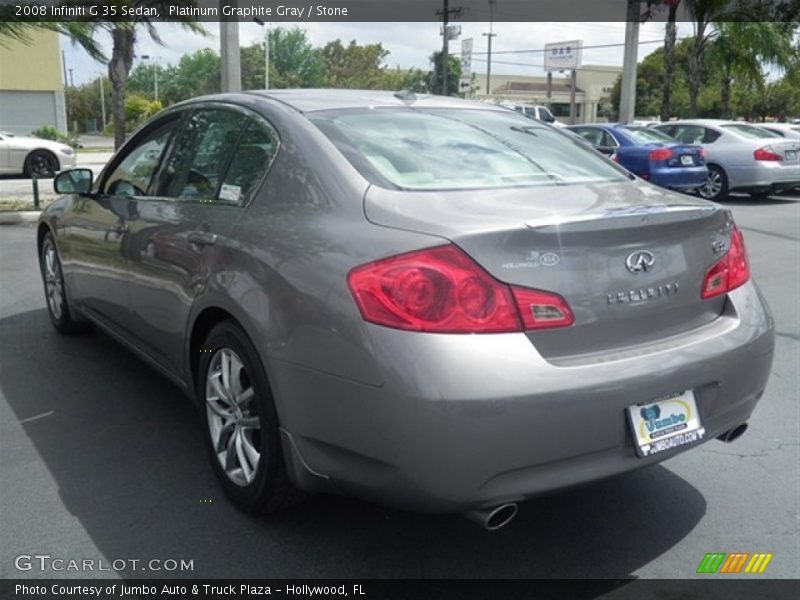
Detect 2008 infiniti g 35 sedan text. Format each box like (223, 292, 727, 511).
(37, 90, 774, 530)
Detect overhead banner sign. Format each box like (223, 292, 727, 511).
(544, 40, 583, 71)
(459, 38, 474, 94)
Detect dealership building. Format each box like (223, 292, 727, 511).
(474, 65, 622, 123)
(0, 30, 67, 135)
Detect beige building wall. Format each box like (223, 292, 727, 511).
(0, 29, 67, 133)
(475, 65, 621, 124)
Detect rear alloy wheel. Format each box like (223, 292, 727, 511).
(199, 321, 304, 512)
(25, 150, 57, 178)
(698, 165, 729, 201)
(40, 232, 90, 334)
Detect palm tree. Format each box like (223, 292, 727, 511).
(82, 8, 205, 149)
(683, 0, 731, 117)
(710, 22, 798, 118)
(660, 0, 681, 122)
(683, 0, 799, 118)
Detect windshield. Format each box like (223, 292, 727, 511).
(311, 108, 627, 191)
(721, 124, 781, 139)
(620, 127, 675, 144)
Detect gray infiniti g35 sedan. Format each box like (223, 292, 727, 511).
(37, 90, 774, 530)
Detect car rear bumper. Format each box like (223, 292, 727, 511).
(650, 166, 707, 190)
(729, 162, 800, 191)
(273, 282, 775, 513)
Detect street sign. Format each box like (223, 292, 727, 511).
(459, 37, 473, 94)
(544, 40, 583, 71)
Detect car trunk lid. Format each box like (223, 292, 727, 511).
(365, 180, 731, 359)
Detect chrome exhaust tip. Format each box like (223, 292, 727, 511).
(463, 503, 518, 531)
(717, 422, 748, 443)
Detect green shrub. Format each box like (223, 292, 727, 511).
(31, 126, 81, 149)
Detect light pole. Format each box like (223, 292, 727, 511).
(254, 18, 270, 90)
(482, 0, 497, 95)
(140, 55, 159, 102)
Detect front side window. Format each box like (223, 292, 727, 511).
(311, 109, 627, 191)
(159, 109, 246, 203)
(103, 118, 176, 196)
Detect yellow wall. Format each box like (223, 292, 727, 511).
(0, 29, 63, 92)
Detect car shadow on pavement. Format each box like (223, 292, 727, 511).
(0, 309, 707, 581)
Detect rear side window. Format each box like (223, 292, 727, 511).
(219, 119, 278, 205)
(159, 109, 246, 203)
(311, 109, 627, 191)
(621, 127, 675, 144)
(721, 124, 781, 139)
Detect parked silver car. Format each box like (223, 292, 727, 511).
(38, 91, 774, 529)
(653, 119, 800, 200)
(0, 131, 77, 177)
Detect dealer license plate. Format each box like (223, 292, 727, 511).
(680, 155, 694, 166)
(627, 390, 705, 457)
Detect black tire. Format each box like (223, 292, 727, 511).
(24, 150, 58, 178)
(39, 232, 91, 334)
(699, 165, 729, 201)
(198, 320, 305, 513)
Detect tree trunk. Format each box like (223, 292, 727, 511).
(720, 73, 733, 119)
(688, 22, 707, 118)
(660, 3, 679, 122)
(108, 27, 135, 150)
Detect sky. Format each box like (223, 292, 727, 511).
(59, 21, 687, 87)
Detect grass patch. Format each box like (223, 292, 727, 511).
(77, 146, 114, 154)
(0, 196, 55, 212)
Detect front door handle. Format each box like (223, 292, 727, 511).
(188, 231, 217, 247)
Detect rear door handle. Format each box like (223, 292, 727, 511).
(188, 231, 217, 247)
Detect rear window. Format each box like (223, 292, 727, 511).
(721, 124, 782, 139)
(310, 108, 627, 191)
(620, 127, 675, 144)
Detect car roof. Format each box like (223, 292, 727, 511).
(244, 89, 504, 114)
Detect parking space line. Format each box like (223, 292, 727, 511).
(18, 410, 55, 424)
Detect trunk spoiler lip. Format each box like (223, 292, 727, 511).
(525, 203, 721, 232)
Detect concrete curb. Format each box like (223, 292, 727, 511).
(0, 211, 41, 226)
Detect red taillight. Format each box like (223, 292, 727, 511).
(347, 245, 574, 333)
(754, 147, 782, 161)
(701, 226, 750, 299)
(649, 148, 673, 161)
(699, 148, 706, 159)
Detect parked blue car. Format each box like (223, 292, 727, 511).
(568, 123, 707, 192)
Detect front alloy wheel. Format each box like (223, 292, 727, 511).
(39, 232, 89, 334)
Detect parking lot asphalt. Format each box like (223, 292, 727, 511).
(0, 193, 798, 580)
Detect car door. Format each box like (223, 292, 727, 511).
(64, 115, 179, 330)
(122, 106, 279, 378)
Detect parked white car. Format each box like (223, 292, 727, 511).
(0, 131, 77, 178)
(653, 119, 800, 200)
(511, 104, 566, 127)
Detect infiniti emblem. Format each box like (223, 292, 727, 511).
(626, 250, 655, 273)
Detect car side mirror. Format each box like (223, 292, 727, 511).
(54, 168, 93, 196)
